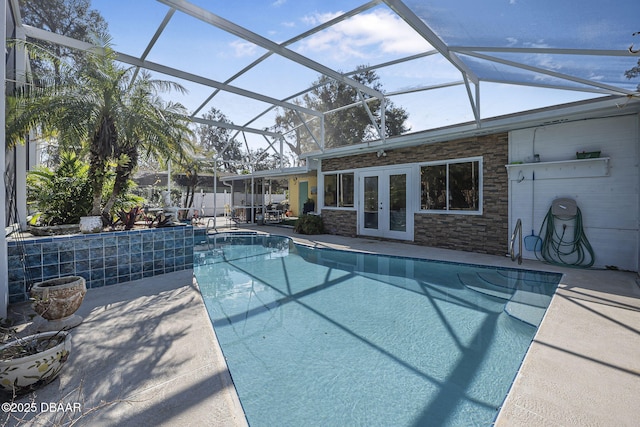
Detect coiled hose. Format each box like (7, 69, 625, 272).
(535, 206, 595, 268)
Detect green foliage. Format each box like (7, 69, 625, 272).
(108, 176, 144, 214)
(18, 0, 108, 80)
(10, 35, 194, 218)
(624, 58, 640, 91)
(294, 214, 324, 235)
(197, 107, 243, 172)
(27, 152, 92, 225)
(27, 152, 143, 226)
(273, 67, 410, 157)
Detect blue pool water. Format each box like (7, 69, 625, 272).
(193, 234, 561, 427)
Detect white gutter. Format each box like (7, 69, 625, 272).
(220, 165, 312, 183)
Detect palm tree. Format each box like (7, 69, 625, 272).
(99, 72, 193, 219)
(9, 35, 193, 221)
(173, 154, 212, 211)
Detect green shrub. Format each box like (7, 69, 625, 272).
(294, 214, 324, 235)
(27, 152, 144, 226)
(27, 152, 93, 225)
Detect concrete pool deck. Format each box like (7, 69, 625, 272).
(3, 225, 639, 426)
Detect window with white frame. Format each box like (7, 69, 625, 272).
(323, 172, 354, 208)
(420, 158, 481, 212)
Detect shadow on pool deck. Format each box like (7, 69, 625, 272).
(2, 270, 247, 427)
(3, 224, 639, 426)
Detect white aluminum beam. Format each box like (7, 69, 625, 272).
(233, 51, 443, 136)
(21, 25, 323, 118)
(237, 48, 437, 131)
(191, 0, 383, 116)
(480, 77, 616, 95)
(9, 0, 22, 25)
(157, 0, 385, 100)
(383, 0, 479, 85)
(295, 110, 323, 152)
(385, 80, 464, 96)
(451, 46, 635, 57)
(463, 75, 480, 125)
(357, 90, 384, 141)
(22, 24, 97, 53)
(131, 8, 176, 84)
(140, 8, 175, 61)
(190, 117, 281, 138)
(462, 50, 636, 96)
(114, 55, 326, 118)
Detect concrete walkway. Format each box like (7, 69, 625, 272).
(3, 225, 639, 426)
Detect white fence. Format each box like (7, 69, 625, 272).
(183, 191, 286, 217)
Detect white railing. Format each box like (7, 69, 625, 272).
(509, 218, 523, 265)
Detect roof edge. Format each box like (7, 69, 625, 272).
(301, 95, 640, 160)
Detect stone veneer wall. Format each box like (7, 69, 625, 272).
(321, 210, 358, 237)
(7, 226, 194, 303)
(321, 133, 509, 255)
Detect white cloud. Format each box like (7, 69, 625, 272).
(230, 39, 259, 57)
(296, 9, 431, 61)
(272, 0, 287, 7)
(301, 11, 342, 27)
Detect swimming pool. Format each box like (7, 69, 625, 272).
(194, 234, 561, 426)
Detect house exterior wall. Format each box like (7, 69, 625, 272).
(288, 174, 318, 216)
(322, 210, 358, 236)
(509, 114, 639, 271)
(321, 133, 509, 255)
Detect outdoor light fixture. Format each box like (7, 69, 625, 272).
(376, 149, 387, 158)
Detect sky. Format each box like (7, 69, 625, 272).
(86, 0, 639, 154)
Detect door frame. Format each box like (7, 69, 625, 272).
(298, 180, 308, 215)
(357, 166, 415, 241)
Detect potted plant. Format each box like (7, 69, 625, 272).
(0, 325, 72, 395)
(30, 276, 87, 331)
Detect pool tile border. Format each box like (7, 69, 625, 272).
(7, 226, 194, 303)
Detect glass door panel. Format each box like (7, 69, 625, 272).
(389, 174, 406, 232)
(358, 168, 413, 241)
(363, 176, 379, 230)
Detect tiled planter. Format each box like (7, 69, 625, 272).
(7, 226, 194, 304)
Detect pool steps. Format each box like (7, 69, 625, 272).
(458, 271, 554, 327)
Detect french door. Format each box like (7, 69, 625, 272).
(358, 168, 414, 241)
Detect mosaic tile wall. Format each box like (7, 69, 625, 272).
(7, 226, 194, 304)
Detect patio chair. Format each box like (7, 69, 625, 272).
(228, 209, 241, 228)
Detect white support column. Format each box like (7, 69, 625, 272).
(320, 115, 325, 152)
(14, 23, 28, 228)
(380, 97, 386, 142)
(212, 157, 217, 228)
(1, 0, 10, 318)
(15, 143, 27, 228)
